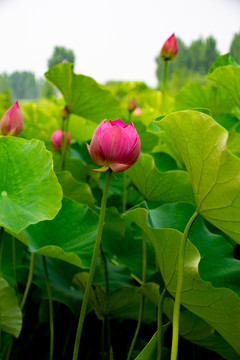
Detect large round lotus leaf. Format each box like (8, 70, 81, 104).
(45, 63, 122, 121)
(155, 110, 240, 244)
(0, 277, 22, 337)
(0, 137, 62, 234)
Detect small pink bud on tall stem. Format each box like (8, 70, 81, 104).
(51, 129, 71, 151)
(61, 106, 69, 119)
(161, 33, 178, 61)
(128, 98, 137, 113)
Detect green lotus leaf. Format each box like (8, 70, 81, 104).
(45, 63, 122, 121)
(207, 64, 240, 107)
(127, 154, 195, 204)
(23, 197, 98, 268)
(125, 206, 240, 355)
(208, 53, 239, 75)
(174, 82, 236, 116)
(0, 137, 62, 234)
(155, 110, 240, 243)
(0, 277, 22, 337)
(57, 171, 94, 206)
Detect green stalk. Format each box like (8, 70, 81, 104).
(72, 170, 112, 360)
(100, 243, 111, 360)
(122, 172, 127, 213)
(157, 288, 166, 360)
(20, 253, 35, 311)
(0, 228, 4, 357)
(5, 252, 35, 360)
(42, 256, 54, 360)
(0, 227, 4, 274)
(12, 237, 18, 294)
(161, 60, 168, 114)
(170, 211, 198, 360)
(59, 117, 69, 172)
(127, 231, 147, 360)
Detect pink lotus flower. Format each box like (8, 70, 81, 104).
(0, 101, 23, 136)
(128, 98, 137, 113)
(51, 129, 71, 151)
(87, 119, 141, 173)
(134, 107, 142, 115)
(161, 33, 178, 61)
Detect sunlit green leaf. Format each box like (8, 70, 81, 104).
(127, 154, 195, 203)
(0, 277, 22, 337)
(0, 137, 62, 233)
(23, 197, 98, 268)
(155, 110, 240, 243)
(45, 63, 122, 121)
(207, 65, 240, 107)
(208, 53, 239, 75)
(174, 82, 236, 115)
(125, 205, 240, 355)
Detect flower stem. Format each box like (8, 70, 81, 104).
(12, 237, 18, 294)
(72, 170, 112, 360)
(5, 252, 35, 360)
(161, 60, 168, 114)
(100, 243, 111, 359)
(157, 288, 166, 360)
(20, 252, 35, 311)
(0, 227, 4, 273)
(127, 231, 147, 360)
(122, 172, 127, 213)
(59, 117, 69, 171)
(42, 256, 54, 360)
(0, 228, 3, 353)
(170, 211, 198, 360)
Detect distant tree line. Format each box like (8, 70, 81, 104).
(156, 32, 240, 92)
(0, 72, 41, 100)
(0, 35, 239, 101)
(0, 46, 75, 101)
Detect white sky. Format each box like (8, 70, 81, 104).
(0, 0, 239, 87)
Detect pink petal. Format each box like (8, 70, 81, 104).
(94, 119, 109, 136)
(124, 123, 139, 142)
(126, 136, 141, 165)
(110, 119, 127, 128)
(87, 133, 105, 165)
(99, 125, 133, 163)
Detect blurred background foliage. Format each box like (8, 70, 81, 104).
(0, 32, 239, 103)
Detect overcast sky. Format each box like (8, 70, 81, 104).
(0, 0, 239, 87)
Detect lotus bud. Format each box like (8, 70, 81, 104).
(160, 33, 178, 61)
(87, 119, 141, 173)
(128, 98, 137, 113)
(61, 106, 69, 119)
(0, 101, 23, 136)
(51, 129, 71, 151)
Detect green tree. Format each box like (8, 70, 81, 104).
(230, 32, 240, 63)
(10, 72, 39, 99)
(41, 79, 56, 98)
(203, 37, 220, 72)
(48, 46, 75, 68)
(0, 73, 12, 94)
